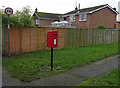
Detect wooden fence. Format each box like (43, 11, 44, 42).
(3, 27, 65, 55)
(2, 27, 119, 55)
(65, 29, 119, 48)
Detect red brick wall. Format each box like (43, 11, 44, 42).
(39, 20, 56, 26)
(75, 14, 90, 29)
(90, 7, 117, 29)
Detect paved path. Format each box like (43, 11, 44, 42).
(0, 66, 2, 88)
(2, 55, 119, 86)
(0, 54, 2, 87)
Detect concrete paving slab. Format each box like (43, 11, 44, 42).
(66, 55, 118, 78)
(30, 73, 84, 86)
(2, 69, 24, 86)
(0, 66, 2, 88)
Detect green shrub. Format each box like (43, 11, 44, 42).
(96, 24, 107, 29)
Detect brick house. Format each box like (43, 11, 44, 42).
(116, 21, 120, 29)
(33, 8, 62, 27)
(59, 4, 119, 29)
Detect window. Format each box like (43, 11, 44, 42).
(61, 17, 67, 21)
(69, 15, 75, 22)
(35, 19, 39, 25)
(63, 17, 66, 21)
(114, 24, 116, 28)
(79, 13, 87, 21)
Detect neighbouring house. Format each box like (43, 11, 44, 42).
(116, 21, 120, 29)
(59, 4, 119, 29)
(33, 8, 62, 27)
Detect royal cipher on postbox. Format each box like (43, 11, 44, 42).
(47, 31, 58, 48)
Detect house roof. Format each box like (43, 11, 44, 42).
(117, 21, 120, 23)
(62, 4, 119, 16)
(34, 12, 62, 20)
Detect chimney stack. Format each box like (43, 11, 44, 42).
(35, 8, 38, 12)
(78, 3, 80, 11)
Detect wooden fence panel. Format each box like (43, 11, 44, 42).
(65, 29, 70, 48)
(37, 28, 46, 50)
(30, 28, 38, 51)
(65, 29, 119, 48)
(69, 29, 73, 47)
(15, 28, 21, 54)
(21, 28, 30, 53)
(57, 29, 65, 48)
(89, 29, 93, 46)
(76, 29, 80, 47)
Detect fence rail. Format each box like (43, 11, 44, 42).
(2, 27, 119, 55)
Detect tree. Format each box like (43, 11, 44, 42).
(2, 6, 34, 27)
(2, 11, 8, 27)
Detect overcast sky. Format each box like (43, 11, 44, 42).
(0, 0, 120, 14)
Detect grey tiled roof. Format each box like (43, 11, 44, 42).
(35, 12, 62, 20)
(64, 4, 108, 15)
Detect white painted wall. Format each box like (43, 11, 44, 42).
(118, 1, 120, 21)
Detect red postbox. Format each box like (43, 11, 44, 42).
(47, 31, 58, 48)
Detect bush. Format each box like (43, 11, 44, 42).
(96, 24, 107, 29)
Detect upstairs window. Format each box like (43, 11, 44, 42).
(61, 17, 67, 21)
(69, 15, 75, 22)
(79, 13, 87, 21)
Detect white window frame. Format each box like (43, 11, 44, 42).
(36, 19, 39, 25)
(69, 15, 75, 22)
(79, 13, 87, 21)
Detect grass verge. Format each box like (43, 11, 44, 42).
(2, 43, 118, 82)
(76, 68, 119, 86)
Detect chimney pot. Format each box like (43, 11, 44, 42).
(35, 8, 38, 12)
(113, 8, 116, 11)
(75, 6, 78, 10)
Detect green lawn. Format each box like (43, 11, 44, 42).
(2, 43, 118, 82)
(77, 68, 119, 86)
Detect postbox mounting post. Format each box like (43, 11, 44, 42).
(51, 47, 53, 71)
